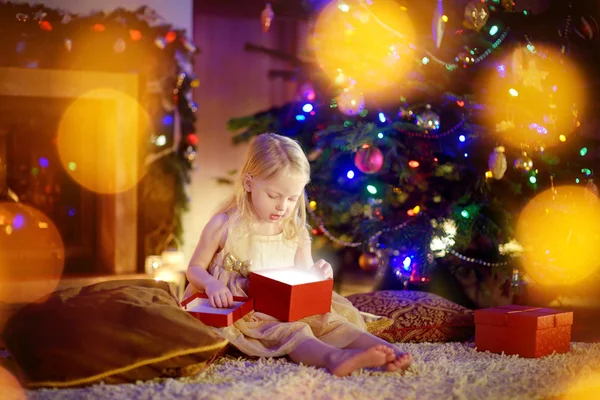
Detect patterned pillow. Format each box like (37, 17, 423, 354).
(2, 280, 228, 388)
(347, 290, 475, 343)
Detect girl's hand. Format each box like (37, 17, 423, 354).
(312, 259, 334, 280)
(205, 280, 234, 308)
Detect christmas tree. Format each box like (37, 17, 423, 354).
(227, 0, 600, 307)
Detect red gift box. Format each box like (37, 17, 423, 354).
(249, 268, 333, 322)
(475, 305, 573, 358)
(181, 292, 254, 327)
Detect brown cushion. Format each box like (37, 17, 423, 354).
(1, 279, 228, 388)
(347, 290, 475, 343)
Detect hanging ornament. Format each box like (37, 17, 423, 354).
(398, 106, 413, 120)
(432, 0, 446, 49)
(186, 133, 199, 146)
(155, 37, 167, 49)
(514, 152, 534, 172)
(114, 38, 126, 53)
(336, 88, 365, 116)
(501, 0, 516, 11)
(184, 146, 197, 163)
(415, 106, 440, 131)
(165, 30, 177, 43)
(299, 82, 316, 101)
(39, 21, 52, 31)
(33, 10, 47, 21)
(359, 252, 380, 272)
(261, 3, 274, 33)
(354, 145, 384, 174)
(16, 13, 29, 22)
(456, 50, 474, 67)
(61, 13, 72, 24)
(586, 179, 599, 202)
(463, 1, 489, 31)
(574, 16, 599, 41)
(180, 37, 198, 53)
(488, 146, 507, 180)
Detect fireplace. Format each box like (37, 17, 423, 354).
(0, 67, 139, 275)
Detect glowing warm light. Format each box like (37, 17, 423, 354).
(516, 186, 600, 286)
(560, 134, 567, 142)
(253, 267, 326, 285)
(481, 45, 586, 148)
(0, 203, 64, 305)
(564, 371, 600, 399)
(408, 160, 420, 168)
(154, 269, 179, 283)
(441, 15, 448, 23)
(313, 0, 415, 94)
(129, 29, 142, 41)
(57, 88, 151, 194)
(0, 367, 25, 400)
(309, 200, 317, 210)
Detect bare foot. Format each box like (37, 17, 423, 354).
(386, 352, 413, 372)
(327, 345, 391, 377)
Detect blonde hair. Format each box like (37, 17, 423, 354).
(214, 133, 310, 253)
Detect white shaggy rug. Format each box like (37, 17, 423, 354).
(27, 342, 600, 400)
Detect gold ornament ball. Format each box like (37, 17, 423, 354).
(514, 152, 534, 172)
(358, 252, 380, 272)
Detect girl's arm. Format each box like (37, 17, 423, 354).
(186, 213, 233, 307)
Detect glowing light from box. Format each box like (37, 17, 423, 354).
(254, 268, 326, 286)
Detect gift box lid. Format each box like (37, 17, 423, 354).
(181, 292, 254, 327)
(475, 305, 573, 330)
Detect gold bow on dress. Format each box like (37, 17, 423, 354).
(223, 253, 252, 277)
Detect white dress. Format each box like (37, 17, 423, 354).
(182, 231, 367, 357)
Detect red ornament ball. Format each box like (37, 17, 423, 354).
(354, 146, 384, 174)
(358, 252, 380, 272)
(186, 134, 199, 146)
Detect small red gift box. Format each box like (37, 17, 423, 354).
(475, 305, 573, 358)
(249, 268, 333, 322)
(181, 292, 254, 327)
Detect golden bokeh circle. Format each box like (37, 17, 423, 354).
(0, 202, 64, 304)
(516, 186, 600, 286)
(56, 88, 151, 194)
(312, 0, 415, 94)
(0, 366, 25, 400)
(481, 44, 586, 148)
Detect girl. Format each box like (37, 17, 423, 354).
(183, 133, 412, 377)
